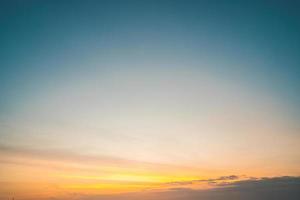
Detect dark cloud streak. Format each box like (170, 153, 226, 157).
(166, 175, 240, 186)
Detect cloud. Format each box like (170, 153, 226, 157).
(166, 175, 240, 186)
(67, 176, 300, 200)
(1, 145, 299, 200)
(217, 176, 300, 189)
(0, 144, 172, 171)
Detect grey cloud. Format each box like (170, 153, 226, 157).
(71, 176, 300, 200)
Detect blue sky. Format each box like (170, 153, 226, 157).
(1, 0, 300, 114)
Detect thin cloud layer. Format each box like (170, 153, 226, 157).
(166, 175, 240, 186)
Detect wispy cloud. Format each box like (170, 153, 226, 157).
(166, 175, 240, 186)
(0, 144, 206, 173)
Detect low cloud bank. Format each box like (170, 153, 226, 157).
(76, 176, 300, 200)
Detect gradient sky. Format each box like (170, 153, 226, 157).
(0, 0, 300, 199)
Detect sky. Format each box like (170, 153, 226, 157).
(0, 0, 300, 199)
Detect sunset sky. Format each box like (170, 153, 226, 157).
(0, 1, 300, 200)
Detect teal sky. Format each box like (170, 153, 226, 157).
(0, 0, 300, 174)
(1, 1, 300, 111)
